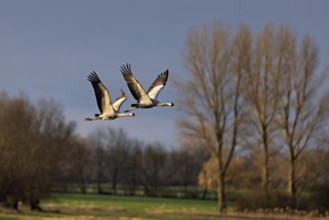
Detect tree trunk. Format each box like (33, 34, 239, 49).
(201, 186, 208, 200)
(97, 167, 103, 194)
(80, 181, 86, 194)
(288, 155, 297, 208)
(217, 171, 226, 212)
(262, 143, 269, 197)
(79, 177, 86, 194)
(112, 166, 118, 195)
(29, 198, 42, 211)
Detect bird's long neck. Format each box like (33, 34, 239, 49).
(116, 112, 135, 117)
(156, 102, 174, 107)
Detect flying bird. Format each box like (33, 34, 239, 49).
(85, 71, 135, 121)
(120, 63, 174, 112)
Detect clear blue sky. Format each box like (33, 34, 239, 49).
(1, 0, 328, 147)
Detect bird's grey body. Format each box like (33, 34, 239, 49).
(85, 71, 135, 121)
(120, 63, 174, 112)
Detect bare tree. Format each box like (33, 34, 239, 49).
(244, 25, 280, 196)
(176, 23, 247, 212)
(140, 143, 168, 196)
(0, 94, 76, 210)
(87, 127, 143, 195)
(106, 128, 138, 195)
(88, 128, 109, 194)
(169, 143, 208, 199)
(69, 138, 92, 194)
(274, 26, 327, 208)
(120, 139, 143, 196)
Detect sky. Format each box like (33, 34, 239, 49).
(1, 0, 329, 147)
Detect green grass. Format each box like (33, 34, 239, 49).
(0, 193, 226, 220)
(47, 193, 219, 212)
(53, 184, 219, 200)
(0, 193, 303, 220)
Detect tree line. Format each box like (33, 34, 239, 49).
(0, 94, 207, 210)
(1, 23, 329, 214)
(0, 92, 75, 210)
(56, 127, 208, 198)
(175, 23, 329, 212)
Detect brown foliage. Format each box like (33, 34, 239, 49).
(0, 93, 76, 210)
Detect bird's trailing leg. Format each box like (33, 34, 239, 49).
(84, 117, 96, 121)
(123, 106, 137, 113)
(84, 114, 100, 121)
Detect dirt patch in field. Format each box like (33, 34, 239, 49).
(0, 206, 21, 215)
(43, 205, 329, 220)
(2, 204, 328, 220)
(145, 209, 328, 220)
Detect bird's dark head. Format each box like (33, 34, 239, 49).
(170, 103, 175, 107)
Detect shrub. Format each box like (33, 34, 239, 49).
(235, 190, 290, 211)
(308, 184, 329, 213)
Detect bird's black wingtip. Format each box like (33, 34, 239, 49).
(120, 63, 132, 74)
(87, 71, 101, 82)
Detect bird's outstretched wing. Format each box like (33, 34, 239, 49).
(112, 89, 127, 111)
(87, 71, 115, 114)
(146, 69, 169, 100)
(120, 63, 152, 104)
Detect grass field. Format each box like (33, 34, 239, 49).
(0, 193, 224, 220)
(0, 193, 323, 220)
